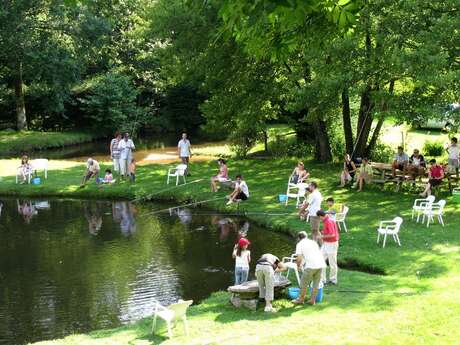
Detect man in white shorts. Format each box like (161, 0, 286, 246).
(447, 137, 459, 178)
(178, 132, 192, 175)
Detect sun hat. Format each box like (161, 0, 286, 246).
(238, 238, 251, 247)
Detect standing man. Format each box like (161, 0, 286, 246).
(292, 231, 326, 306)
(178, 132, 192, 175)
(118, 133, 135, 180)
(391, 146, 409, 177)
(317, 210, 339, 285)
(298, 182, 323, 244)
(255, 253, 287, 312)
(446, 137, 459, 178)
(110, 132, 122, 175)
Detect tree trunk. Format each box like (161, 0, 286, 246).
(14, 61, 27, 131)
(263, 130, 268, 152)
(341, 87, 353, 155)
(312, 119, 332, 162)
(365, 80, 395, 156)
(353, 86, 373, 158)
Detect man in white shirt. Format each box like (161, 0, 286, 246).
(227, 175, 249, 205)
(292, 231, 326, 306)
(447, 137, 459, 178)
(178, 132, 192, 174)
(118, 133, 135, 179)
(298, 181, 323, 243)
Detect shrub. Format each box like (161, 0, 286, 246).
(423, 140, 445, 157)
(370, 141, 394, 162)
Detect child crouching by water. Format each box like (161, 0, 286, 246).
(232, 238, 251, 285)
(129, 158, 136, 183)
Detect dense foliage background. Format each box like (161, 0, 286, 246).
(0, 0, 458, 159)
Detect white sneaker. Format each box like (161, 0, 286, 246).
(264, 306, 277, 313)
(226, 200, 233, 206)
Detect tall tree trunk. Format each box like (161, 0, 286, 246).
(353, 86, 374, 158)
(365, 80, 395, 156)
(342, 87, 353, 154)
(312, 119, 332, 162)
(14, 61, 27, 131)
(263, 130, 268, 152)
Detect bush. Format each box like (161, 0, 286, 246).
(268, 135, 314, 158)
(423, 140, 445, 157)
(370, 141, 394, 162)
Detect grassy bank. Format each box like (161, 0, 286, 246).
(0, 158, 458, 344)
(0, 130, 101, 156)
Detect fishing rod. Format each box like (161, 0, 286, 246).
(132, 179, 205, 202)
(165, 211, 296, 217)
(146, 196, 228, 216)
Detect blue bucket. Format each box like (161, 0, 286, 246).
(279, 194, 288, 203)
(309, 287, 323, 303)
(287, 287, 300, 300)
(32, 177, 41, 185)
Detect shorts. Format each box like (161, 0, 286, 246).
(214, 176, 229, 182)
(429, 179, 442, 187)
(309, 215, 320, 232)
(397, 163, 405, 170)
(300, 268, 322, 289)
(235, 192, 248, 201)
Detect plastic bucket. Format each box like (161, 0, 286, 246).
(278, 194, 288, 203)
(287, 287, 300, 300)
(32, 177, 41, 185)
(309, 287, 323, 303)
(453, 188, 460, 203)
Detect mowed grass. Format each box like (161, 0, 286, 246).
(0, 158, 458, 344)
(0, 130, 100, 155)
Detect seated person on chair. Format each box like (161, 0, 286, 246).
(340, 154, 357, 187)
(211, 158, 229, 192)
(325, 197, 344, 216)
(408, 149, 426, 179)
(226, 175, 249, 205)
(18, 155, 33, 184)
(81, 158, 100, 186)
(392, 146, 409, 177)
(355, 158, 373, 192)
(290, 162, 309, 184)
(420, 159, 444, 197)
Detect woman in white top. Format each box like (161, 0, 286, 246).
(226, 175, 249, 205)
(232, 237, 251, 285)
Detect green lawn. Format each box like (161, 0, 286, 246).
(0, 158, 458, 345)
(0, 130, 101, 155)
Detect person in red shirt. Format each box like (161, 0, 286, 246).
(420, 159, 444, 197)
(317, 210, 339, 285)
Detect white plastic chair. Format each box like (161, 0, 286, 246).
(167, 164, 187, 185)
(377, 217, 403, 248)
(281, 254, 301, 286)
(334, 205, 349, 232)
(412, 195, 435, 222)
(152, 299, 193, 338)
(285, 181, 308, 207)
(32, 159, 49, 179)
(422, 200, 446, 227)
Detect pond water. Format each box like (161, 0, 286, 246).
(0, 198, 293, 345)
(5, 135, 222, 164)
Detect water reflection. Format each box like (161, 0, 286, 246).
(0, 198, 293, 345)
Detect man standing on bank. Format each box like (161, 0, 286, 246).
(178, 132, 192, 175)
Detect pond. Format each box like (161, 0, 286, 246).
(0, 198, 293, 345)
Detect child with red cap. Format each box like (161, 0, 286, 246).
(232, 238, 251, 285)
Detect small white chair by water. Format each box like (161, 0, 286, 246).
(152, 299, 193, 338)
(167, 164, 187, 185)
(334, 205, 349, 232)
(377, 217, 403, 248)
(15, 158, 49, 184)
(285, 181, 308, 207)
(422, 200, 446, 227)
(281, 255, 301, 286)
(412, 195, 435, 223)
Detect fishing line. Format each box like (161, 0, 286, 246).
(333, 289, 422, 296)
(145, 196, 227, 216)
(132, 179, 205, 202)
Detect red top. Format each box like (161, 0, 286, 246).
(321, 216, 339, 242)
(430, 165, 443, 179)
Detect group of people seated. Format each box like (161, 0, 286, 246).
(209, 158, 250, 206)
